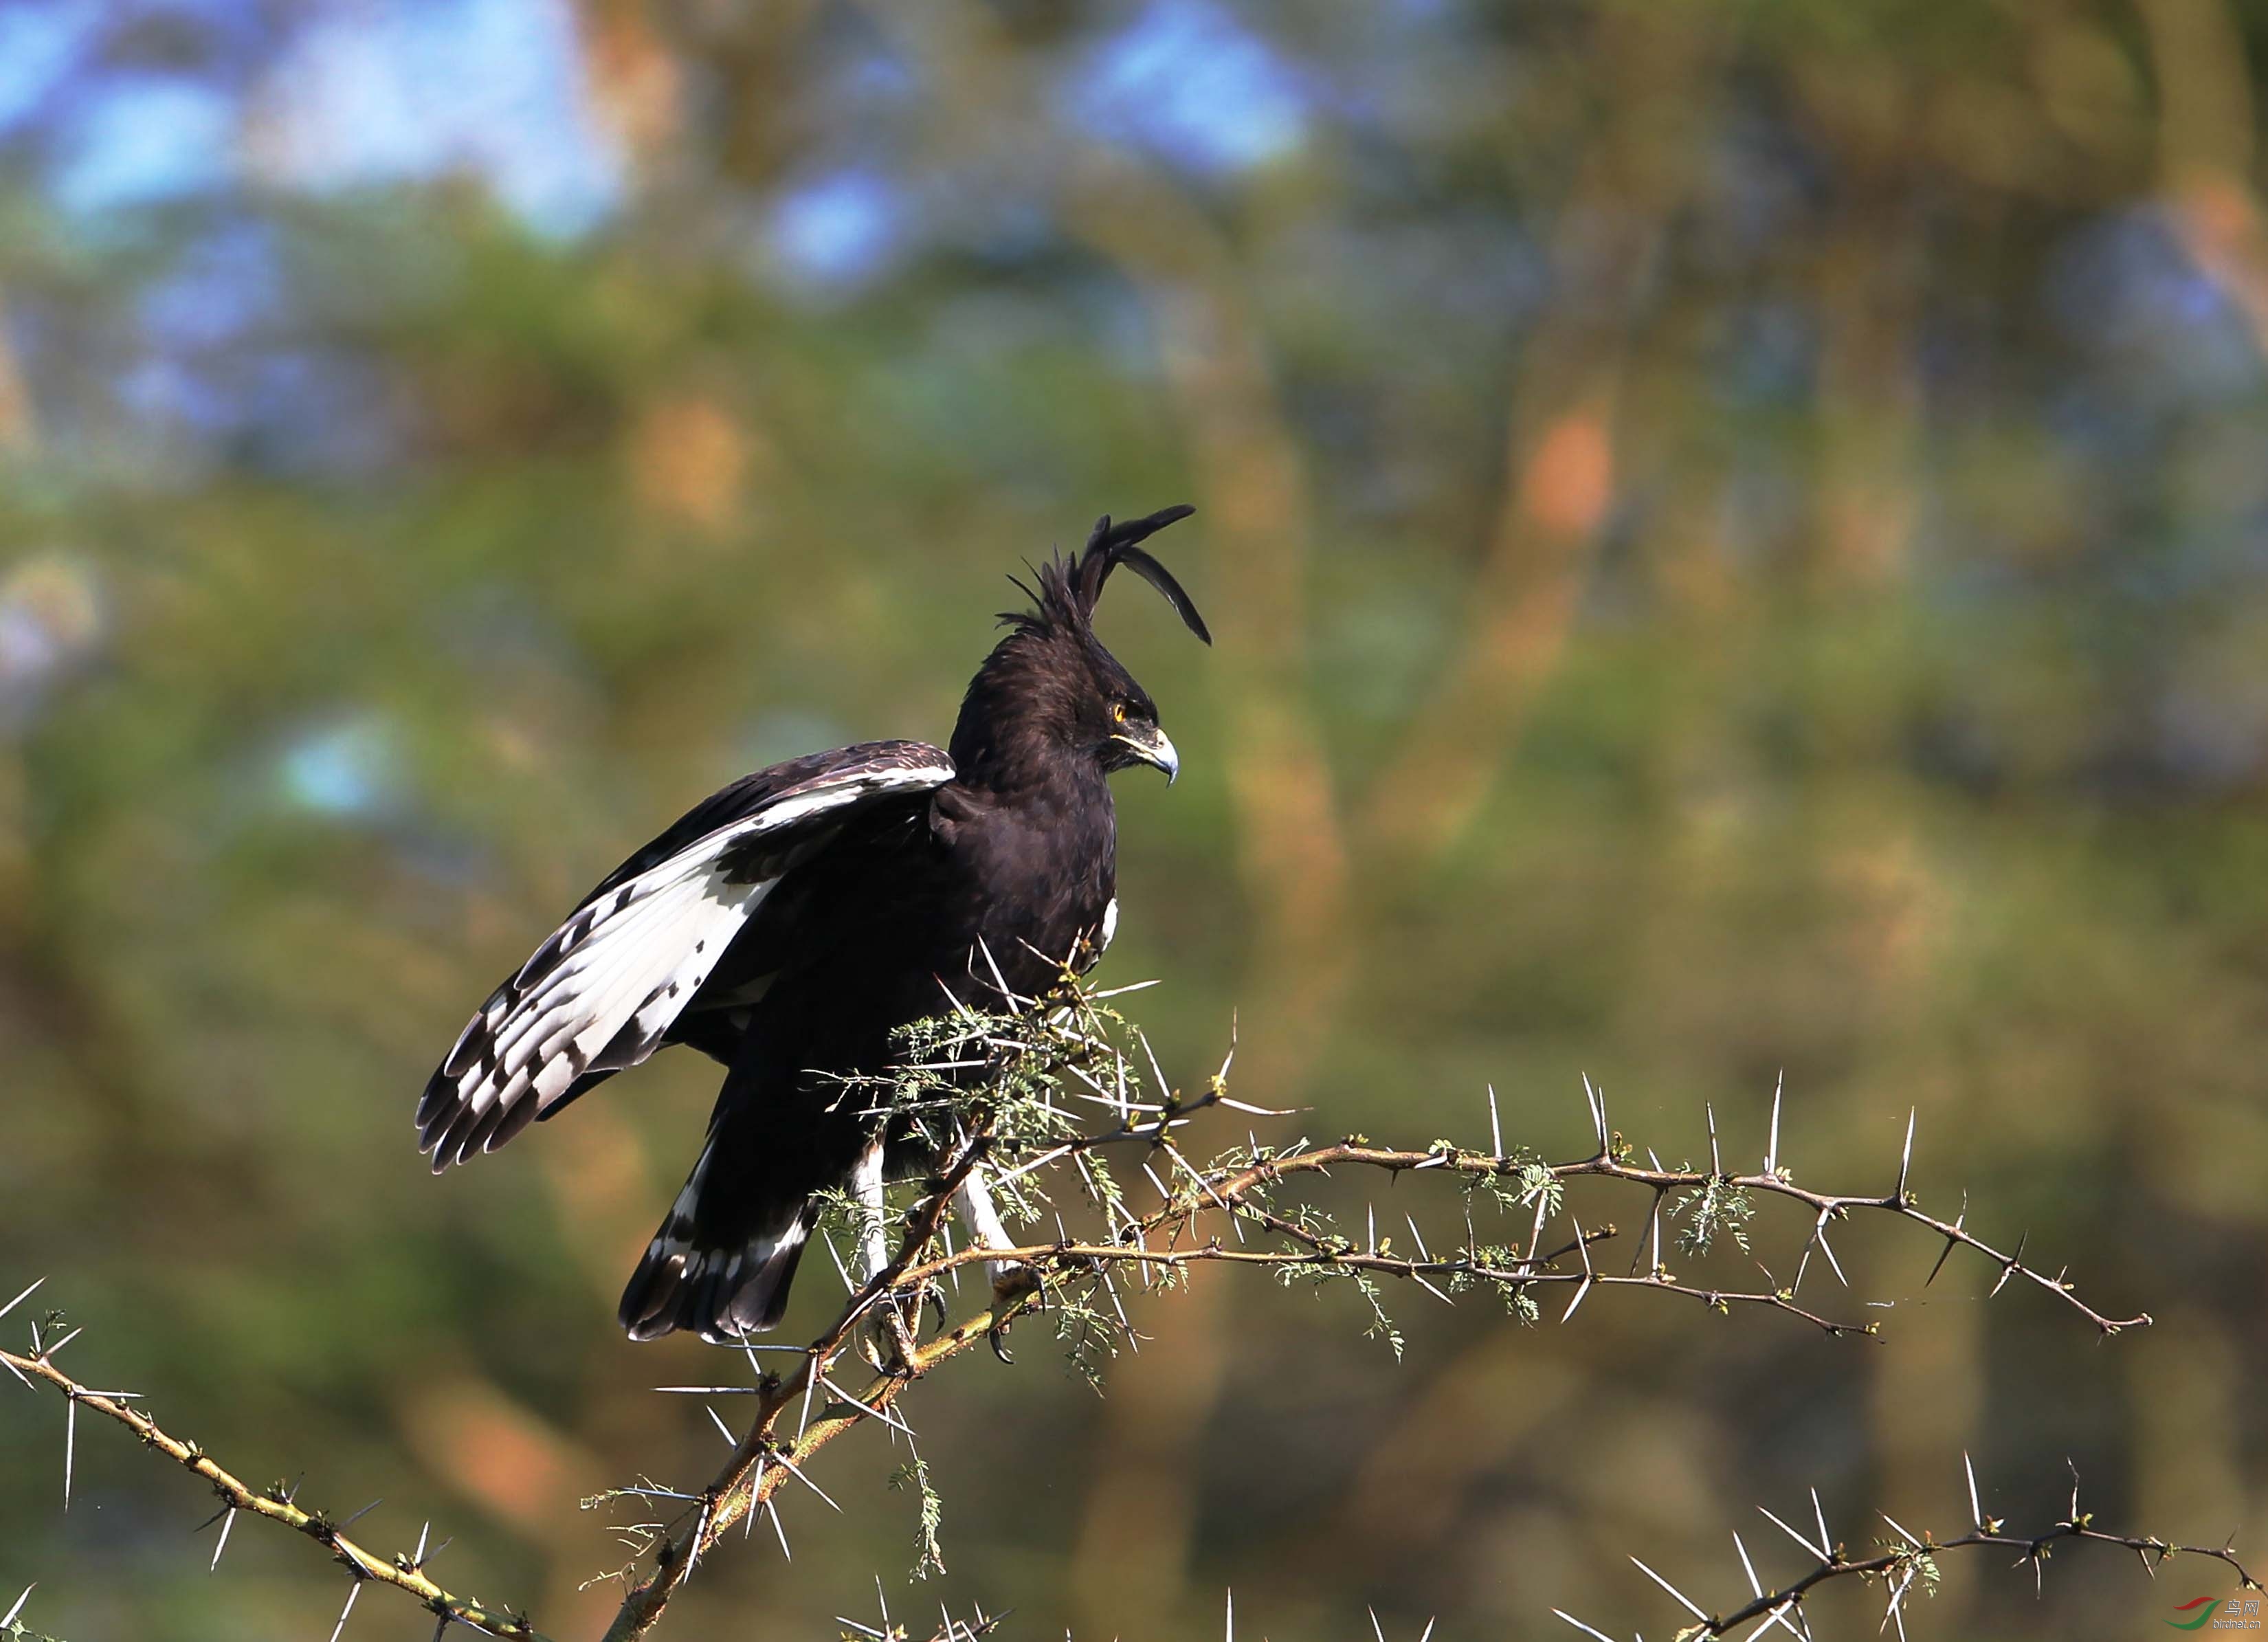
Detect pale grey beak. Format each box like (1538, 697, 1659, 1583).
(1113, 725, 1180, 784)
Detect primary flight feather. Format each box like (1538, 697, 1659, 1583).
(416, 505, 1208, 1342)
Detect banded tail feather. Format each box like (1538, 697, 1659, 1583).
(616, 1133, 818, 1342)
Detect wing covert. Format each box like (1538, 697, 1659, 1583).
(416, 741, 953, 1169)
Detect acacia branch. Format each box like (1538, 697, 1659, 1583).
(0, 1284, 548, 1641)
(1, 977, 2169, 1642)
(590, 985, 2151, 1642)
(1557, 1457, 2258, 1642)
(1200, 1132, 2147, 1336)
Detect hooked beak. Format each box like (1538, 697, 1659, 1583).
(1111, 724, 1181, 784)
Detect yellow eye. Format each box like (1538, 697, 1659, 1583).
(1111, 702, 1127, 724)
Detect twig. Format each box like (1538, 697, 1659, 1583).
(1557, 1456, 2258, 1640)
(0, 1339, 548, 1640)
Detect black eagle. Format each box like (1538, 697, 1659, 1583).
(415, 506, 1208, 1342)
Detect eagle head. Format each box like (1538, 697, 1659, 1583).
(951, 505, 1210, 791)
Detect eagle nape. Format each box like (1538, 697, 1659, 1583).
(415, 505, 1209, 1344)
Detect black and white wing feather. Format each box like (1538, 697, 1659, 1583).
(416, 740, 953, 1171)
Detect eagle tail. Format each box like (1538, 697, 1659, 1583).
(617, 1138, 814, 1342)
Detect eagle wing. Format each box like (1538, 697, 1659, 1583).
(416, 740, 954, 1171)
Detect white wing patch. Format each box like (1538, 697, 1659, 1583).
(1099, 896, 1118, 953)
(458, 853, 763, 1117)
(420, 748, 952, 1170)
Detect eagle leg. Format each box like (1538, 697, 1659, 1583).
(850, 1138, 891, 1285)
(954, 1163, 1016, 1285)
(852, 1138, 927, 1367)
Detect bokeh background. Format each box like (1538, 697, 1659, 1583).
(4, 2, 2267, 1637)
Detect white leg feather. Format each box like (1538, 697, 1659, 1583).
(852, 1139, 889, 1284)
(955, 1163, 1016, 1286)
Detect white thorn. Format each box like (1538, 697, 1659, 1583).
(1734, 1531, 1763, 1595)
(1742, 1599, 1801, 1642)
(771, 1447, 842, 1512)
(326, 1580, 360, 1642)
(1881, 1566, 1913, 1640)
(1630, 1556, 1710, 1622)
(1550, 1612, 1620, 1642)
(679, 1495, 713, 1584)
(1137, 1028, 1172, 1113)
(822, 1376, 918, 1437)
(1758, 1504, 1825, 1560)
(821, 1231, 856, 1296)
(1810, 1210, 1849, 1288)
(0, 1278, 44, 1324)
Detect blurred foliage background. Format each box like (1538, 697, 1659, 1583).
(3, 1, 2267, 1638)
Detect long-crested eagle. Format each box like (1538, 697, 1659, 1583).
(415, 507, 1208, 1342)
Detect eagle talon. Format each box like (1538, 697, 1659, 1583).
(984, 1261, 1044, 1367)
(865, 1287, 926, 1372)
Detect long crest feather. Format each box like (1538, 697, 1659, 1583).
(1074, 506, 1209, 643)
(1004, 504, 1208, 644)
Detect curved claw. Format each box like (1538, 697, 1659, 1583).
(983, 1264, 1045, 1364)
(925, 1286, 949, 1333)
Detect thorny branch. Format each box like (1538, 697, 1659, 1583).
(0, 968, 2192, 1642)
(0, 1279, 548, 1641)
(1555, 1456, 2259, 1642)
(583, 967, 2153, 1641)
